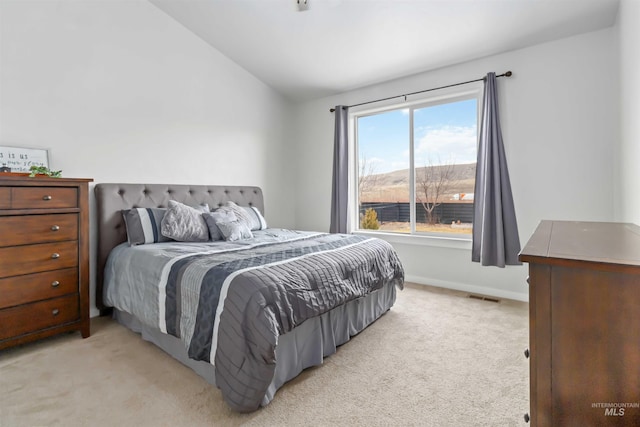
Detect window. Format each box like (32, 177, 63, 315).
(353, 87, 481, 238)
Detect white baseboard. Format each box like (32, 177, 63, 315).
(404, 275, 529, 302)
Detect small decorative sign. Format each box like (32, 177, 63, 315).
(0, 146, 50, 173)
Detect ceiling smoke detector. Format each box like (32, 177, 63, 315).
(297, 0, 309, 12)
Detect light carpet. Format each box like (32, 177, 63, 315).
(0, 283, 529, 426)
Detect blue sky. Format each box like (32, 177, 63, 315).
(357, 98, 478, 174)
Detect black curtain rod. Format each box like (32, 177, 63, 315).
(329, 71, 512, 113)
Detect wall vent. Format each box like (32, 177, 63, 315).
(468, 294, 501, 303)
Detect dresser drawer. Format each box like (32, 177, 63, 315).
(0, 294, 79, 341)
(0, 187, 9, 209)
(0, 268, 78, 309)
(0, 213, 78, 247)
(0, 241, 78, 278)
(11, 187, 77, 209)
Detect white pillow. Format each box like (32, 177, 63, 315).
(161, 200, 209, 242)
(220, 201, 267, 231)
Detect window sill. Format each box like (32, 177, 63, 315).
(352, 230, 472, 250)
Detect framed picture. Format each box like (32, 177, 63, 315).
(0, 146, 50, 173)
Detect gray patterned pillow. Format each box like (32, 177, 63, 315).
(202, 210, 237, 241)
(219, 201, 267, 231)
(122, 208, 171, 245)
(161, 200, 209, 242)
(216, 220, 253, 242)
(219, 201, 252, 225)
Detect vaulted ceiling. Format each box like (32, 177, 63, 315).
(149, 0, 619, 102)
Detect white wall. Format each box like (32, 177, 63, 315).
(1, 0, 626, 309)
(0, 0, 296, 316)
(617, 0, 640, 224)
(292, 28, 618, 301)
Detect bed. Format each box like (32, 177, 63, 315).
(95, 183, 404, 412)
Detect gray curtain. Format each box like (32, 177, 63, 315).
(330, 105, 349, 234)
(472, 73, 521, 267)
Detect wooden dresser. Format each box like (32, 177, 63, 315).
(519, 220, 640, 426)
(0, 176, 92, 350)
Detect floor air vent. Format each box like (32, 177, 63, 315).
(468, 294, 501, 303)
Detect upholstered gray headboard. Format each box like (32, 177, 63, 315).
(94, 183, 264, 313)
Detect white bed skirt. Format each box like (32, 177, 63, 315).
(113, 280, 397, 407)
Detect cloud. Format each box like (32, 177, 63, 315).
(367, 157, 384, 164)
(359, 156, 408, 175)
(414, 125, 477, 165)
(359, 156, 390, 175)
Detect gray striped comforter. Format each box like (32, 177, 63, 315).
(104, 229, 404, 412)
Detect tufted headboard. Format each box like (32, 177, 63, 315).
(94, 183, 264, 313)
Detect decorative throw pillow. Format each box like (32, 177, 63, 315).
(161, 200, 209, 242)
(219, 201, 267, 231)
(122, 208, 171, 245)
(202, 210, 238, 241)
(242, 206, 268, 231)
(219, 201, 252, 225)
(216, 220, 254, 242)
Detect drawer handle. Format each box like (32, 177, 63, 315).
(524, 348, 530, 358)
(51, 280, 60, 288)
(524, 413, 530, 423)
(42, 195, 53, 201)
(52, 308, 60, 316)
(51, 225, 60, 231)
(526, 276, 530, 284)
(51, 253, 60, 259)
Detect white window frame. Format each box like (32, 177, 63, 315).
(348, 83, 483, 248)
